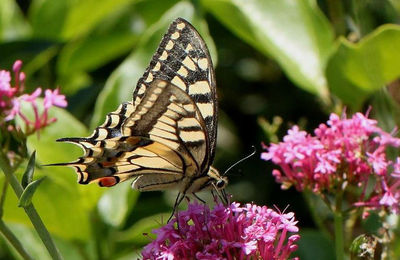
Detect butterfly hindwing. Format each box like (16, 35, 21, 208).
(55, 18, 220, 192)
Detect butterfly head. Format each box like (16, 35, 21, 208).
(207, 166, 228, 190)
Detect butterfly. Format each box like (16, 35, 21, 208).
(53, 18, 227, 207)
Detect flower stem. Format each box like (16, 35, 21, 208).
(334, 189, 345, 260)
(326, 0, 346, 36)
(0, 151, 63, 260)
(303, 191, 331, 238)
(0, 219, 33, 260)
(0, 179, 33, 260)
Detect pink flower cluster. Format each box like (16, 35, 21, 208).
(262, 112, 400, 214)
(0, 60, 67, 134)
(142, 202, 300, 260)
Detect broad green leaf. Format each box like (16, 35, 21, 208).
(203, 0, 334, 102)
(98, 181, 139, 227)
(21, 151, 36, 188)
(5, 101, 104, 240)
(0, 41, 57, 77)
(7, 223, 84, 260)
(57, 33, 138, 75)
(62, 0, 136, 39)
(0, 0, 30, 41)
(115, 213, 169, 245)
(326, 25, 400, 110)
(91, 1, 216, 127)
(29, 0, 69, 39)
(18, 177, 46, 207)
(294, 229, 335, 260)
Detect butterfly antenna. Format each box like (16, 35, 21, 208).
(223, 145, 257, 176)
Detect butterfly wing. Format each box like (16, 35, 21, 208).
(133, 18, 217, 171)
(57, 79, 209, 190)
(55, 18, 218, 190)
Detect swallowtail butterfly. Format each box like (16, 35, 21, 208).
(54, 18, 227, 205)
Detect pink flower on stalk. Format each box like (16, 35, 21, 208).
(142, 202, 300, 260)
(1, 60, 68, 135)
(262, 111, 400, 215)
(0, 70, 11, 92)
(44, 88, 67, 109)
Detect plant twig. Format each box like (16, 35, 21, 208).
(0, 219, 33, 260)
(334, 187, 345, 260)
(0, 151, 63, 260)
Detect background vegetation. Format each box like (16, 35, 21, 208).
(2, 0, 400, 259)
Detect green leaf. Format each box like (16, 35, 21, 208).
(294, 229, 335, 260)
(0, 0, 30, 41)
(62, 0, 136, 39)
(115, 213, 169, 245)
(21, 151, 36, 188)
(8, 101, 104, 240)
(90, 1, 216, 127)
(203, 0, 334, 102)
(7, 223, 85, 260)
(57, 33, 138, 75)
(29, 0, 69, 39)
(98, 181, 139, 227)
(326, 25, 400, 110)
(18, 177, 46, 207)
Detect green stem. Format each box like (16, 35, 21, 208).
(0, 151, 63, 260)
(302, 191, 331, 239)
(326, 0, 346, 36)
(334, 189, 345, 260)
(0, 219, 33, 260)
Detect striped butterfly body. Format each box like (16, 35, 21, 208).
(55, 18, 227, 203)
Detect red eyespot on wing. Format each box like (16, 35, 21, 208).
(98, 177, 118, 187)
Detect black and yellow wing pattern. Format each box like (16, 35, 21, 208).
(55, 18, 227, 196)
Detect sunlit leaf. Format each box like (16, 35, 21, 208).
(21, 151, 36, 188)
(62, 0, 136, 39)
(115, 213, 169, 245)
(3, 101, 104, 240)
(327, 25, 400, 110)
(98, 181, 139, 227)
(19, 176, 46, 207)
(29, 0, 69, 39)
(203, 0, 334, 102)
(57, 33, 138, 75)
(0, 0, 30, 41)
(7, 223, 84, 260)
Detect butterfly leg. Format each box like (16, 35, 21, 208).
(211, 184, 228, 205)
(168, 192, 185, 223)
(193, 193, 206, 204)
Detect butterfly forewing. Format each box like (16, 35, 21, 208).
(133, 18, 217, 170)
(55, 18, 221, 193)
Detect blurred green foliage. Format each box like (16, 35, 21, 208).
(2, 0, 400, 259)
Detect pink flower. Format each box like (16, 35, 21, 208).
(0, 70, 11, 92)
(1, 60, 68, 135)
(4, 98, 21, 121)
(20, 88, 42, 103)
(262, 111, 400, 215)
(44, 88, 67, 109)
(142, 202, 300, 260)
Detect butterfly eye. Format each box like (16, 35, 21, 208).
(216, 179, 226, 189)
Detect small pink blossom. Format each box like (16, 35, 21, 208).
(1, 60, 68, 135)
(262, 111, 400, 215)
(44, 88, 67, 109)
(4, 98, 21, 121)
(142, 202, 300, 260)
(0, 70, 11, 92)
